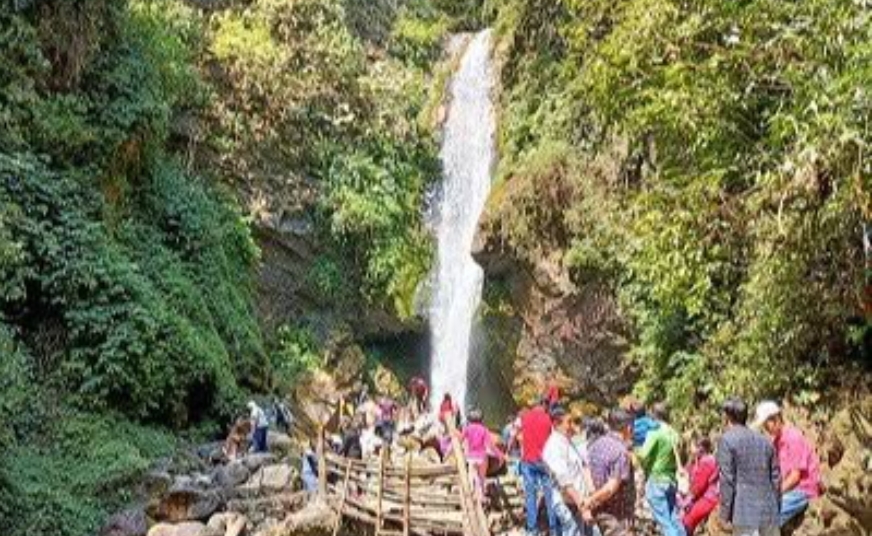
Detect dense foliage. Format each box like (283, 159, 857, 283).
(487, 0, 871, 421)
(205, 0, 446, 319)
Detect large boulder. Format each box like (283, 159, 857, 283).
(99, 508, 148, 536)
(146, 522, 210, 536)
(267, 431, 293, 456)
(242, 452, 277, 473)
(257, 500, 335, 536)
(207, 512, 248, 536)
(214, 461, 251, 489)
(242, 464, 296, 493)
(792, 396, 872, 535)
(148, 487, 222, 523)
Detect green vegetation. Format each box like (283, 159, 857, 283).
(207, 0, 445, 319)
(488, 0, 871, 422)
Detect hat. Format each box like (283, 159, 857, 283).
(752, 400, 781, 428)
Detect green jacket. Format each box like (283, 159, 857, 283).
(638, 422, 680, 483)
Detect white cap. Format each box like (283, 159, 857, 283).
(752, 400, 781, 429)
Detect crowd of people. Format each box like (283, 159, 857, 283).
(223, 377, 823, 536)
(503, 392, 822, 536)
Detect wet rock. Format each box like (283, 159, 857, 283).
(99, 508, 148, 536)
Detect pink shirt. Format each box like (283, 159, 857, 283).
(463, 423, 494, 462)
(775, 426, 821, 498)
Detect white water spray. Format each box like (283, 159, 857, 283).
(429, 30, 495, 413)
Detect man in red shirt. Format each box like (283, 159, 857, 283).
(510, 397, 557, 536)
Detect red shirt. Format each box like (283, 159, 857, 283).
(520, 406, 552, 463)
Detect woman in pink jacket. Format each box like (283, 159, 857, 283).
(682, 436, 720, 534)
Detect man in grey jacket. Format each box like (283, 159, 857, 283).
(716, 397, 781, 536)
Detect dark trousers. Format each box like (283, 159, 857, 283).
(253, 426, 268, 453)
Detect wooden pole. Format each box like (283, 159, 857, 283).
(317, 425, 328, 499)
(332, 460, 353, 536)
(376, 446, 387, 535)
(446, 418, 490, 536)
(403, 452, 412, 536)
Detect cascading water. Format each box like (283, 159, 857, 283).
(429, 30, 495, 413)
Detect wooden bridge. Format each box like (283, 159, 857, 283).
(315, 422, 495, 536)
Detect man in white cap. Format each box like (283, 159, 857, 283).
(248, 400, 270, 453)
(753, 400, 822, 527)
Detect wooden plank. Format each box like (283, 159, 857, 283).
(331, 459, 353, 536)
(340, 498, 465, 533)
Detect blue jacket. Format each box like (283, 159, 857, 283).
(632, 415, 660, 448)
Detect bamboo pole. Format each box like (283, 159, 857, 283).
(446, 418, 490, 536)
(376, 446, 387, 535)
(331, 459, 353, 536)
(403, 452, 412, 536)
(317, 425, 328, 499)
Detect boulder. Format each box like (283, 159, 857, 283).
(214, 460, 251, 489)
(257, 500, 335, 536)
(99, 508, 148, 536)
(207, 512, 247, 536)
(196, 441, 225, 463)
(143, 470, 173, 498)
(146, 522, 209, 536)
(243, 464, 295, 492)
(242, 452, 276, 473)
(267, 431, 293, 456)
(148, 487, 222, 522)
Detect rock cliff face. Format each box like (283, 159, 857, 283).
(473, 224, 633, 407)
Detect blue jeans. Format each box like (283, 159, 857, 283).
(550, 490, 599, 536)
(780, 489, 810, 526)
(520, 461, 557, 534)
(646, 480, 686, 536)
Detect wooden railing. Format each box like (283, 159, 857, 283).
(317, 421, 491, 536)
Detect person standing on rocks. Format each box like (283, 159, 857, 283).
(753, 400, 822, 528)
(542, 405, 597, 536)
(583, 408, 636, 536)
(248, 400, 269, 453)
(716, 397, 780, 536)
(511, 396, 558, 536)
(638, 402, 686, 536)
(409, 376, 430, 417)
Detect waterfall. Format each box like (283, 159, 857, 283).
(429, 30, 495, 413)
